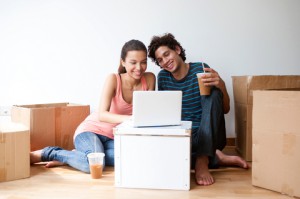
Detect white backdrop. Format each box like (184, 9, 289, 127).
(1, 0, 299, 137)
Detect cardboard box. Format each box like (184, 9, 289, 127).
(114, 121, 191, 190)
(252, 90, 300, 197)
(0, 121, 30, 182)
(232, 75, 300, 161)
(11, 102, 90, 151)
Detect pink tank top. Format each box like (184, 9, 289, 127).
(74, 74, 148, 139)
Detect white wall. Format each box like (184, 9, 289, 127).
(1, 0, 299, 137)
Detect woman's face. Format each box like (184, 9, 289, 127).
(122, 50, 147, 79)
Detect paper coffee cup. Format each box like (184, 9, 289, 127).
(196, 73, 211, 96)
(87, 152, 105, 179)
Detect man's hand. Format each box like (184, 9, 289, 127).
(201, 67, 230, 114)
(201, 67, 224, 89)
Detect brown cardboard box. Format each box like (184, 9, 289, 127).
(252, 90, 300, 197)
(232, 75, 300, 161)
(0, 122, 30, 182)
(11, 102, 90, 151)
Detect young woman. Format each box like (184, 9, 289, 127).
(30, 40, 156, 173)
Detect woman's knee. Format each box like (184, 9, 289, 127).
(74, 132, 100, 154)
(80, 156, 91, 173)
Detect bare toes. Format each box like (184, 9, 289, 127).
(196, 175, 214, 186)
(45, 161, 65, 168)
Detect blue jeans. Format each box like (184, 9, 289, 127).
(191, 87, 226, 169)
(41, 132, 114, 173)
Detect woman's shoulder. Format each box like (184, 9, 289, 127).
(106, 73, 118, 78)
(143, 72, 156, 90)
(105, 73, 118, 82)
(104, 73, 118, 88)
(143, 72, 156, 79)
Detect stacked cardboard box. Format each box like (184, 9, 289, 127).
(232, 75, 300, 161)
(0, 122, 30, 182)
(11, 102, 90, 151)
(252, 90, 300, 197)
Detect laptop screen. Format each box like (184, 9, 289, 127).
(132, 91, 182, 127)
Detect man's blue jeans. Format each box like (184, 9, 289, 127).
(191, 87, 226, 168)
(41, 132, 114, 173)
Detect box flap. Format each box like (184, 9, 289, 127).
(249, 75, 300, 90)
(232, 76, 250, 104)
(13, 103, 69, 109)
(232, 75, 300, 105)
(248, 75, 300, 104)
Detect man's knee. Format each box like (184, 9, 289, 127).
(201, 87, 223, 108)
(210, 87, 223, 100)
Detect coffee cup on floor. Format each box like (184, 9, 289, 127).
(196, 73, 211, 96)
(87, 152, 105, 179)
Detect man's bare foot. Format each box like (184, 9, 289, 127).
(216, 150, 250, 169)
(195, 156, 214, 186)
(30, 150, 42, 164)
(45, 161, 65, 168)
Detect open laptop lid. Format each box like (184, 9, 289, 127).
(132, 91, 182, 127)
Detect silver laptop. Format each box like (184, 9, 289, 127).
(132, 91, 182, 127)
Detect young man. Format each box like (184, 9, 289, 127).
(148, 33, 249, 186)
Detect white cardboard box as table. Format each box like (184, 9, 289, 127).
(113, 121, 191, 191)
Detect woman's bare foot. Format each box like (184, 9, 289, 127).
(30, 150, 42, 164)
(195, 156, 214, 186)
(45, 161, 65, 168)
(30, 149, 65, 167)
(216, 150, 250, 169)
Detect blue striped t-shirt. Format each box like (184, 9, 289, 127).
(157, 62, 208, 129)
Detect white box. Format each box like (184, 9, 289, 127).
(113, 121, 191, 191)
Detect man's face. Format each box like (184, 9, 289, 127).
(154, 46, 182, 73)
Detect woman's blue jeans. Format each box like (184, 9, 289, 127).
(41, 132, 114, 173)
(191, 87, 227, 169)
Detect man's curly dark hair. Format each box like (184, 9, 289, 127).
(148, 33, 186, 66)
